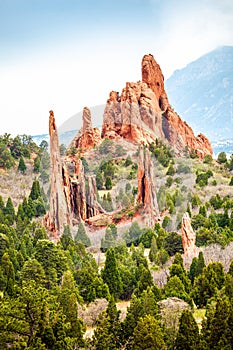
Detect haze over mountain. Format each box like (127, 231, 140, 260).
(166, 46, 233, 142)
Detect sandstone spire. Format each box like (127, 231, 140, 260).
(69, 106, 101, 152)
(46, 111, 71, 239)
(181, 212, 197, 257)
(137, 146, 160, 227)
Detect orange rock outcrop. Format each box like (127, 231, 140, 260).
(181, 212, 197, 257)
(102, 54, 212, 158)
(70, 107, 101, 152)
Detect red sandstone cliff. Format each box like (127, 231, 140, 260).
(102, 54, 212, 158)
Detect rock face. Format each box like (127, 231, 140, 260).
(46, 111, 104, 239)
(46, 111, 71, 239)
(181, 212, 197, 257)
(137, 146, 160, 227)
(102, 82, 164, 144)
(70, 107, 101, 151)
(102, 54, 212, 158)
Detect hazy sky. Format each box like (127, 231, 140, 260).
(0, 0, 233, 135)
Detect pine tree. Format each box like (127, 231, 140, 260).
(105, 176, 112, 190)
(33, 156, 41, 173)
(29, 179, 41, 200)
(3, 197, 15, 225)
(175, 309, 200, 350)
(201, 296, 231, 349)
(102, 248, 123, 299)
(131, 315, 166, 350)
(101, 227, 115, 252)
(18, 156, 27, 173)
(149, 236, 158, 262)
(1, 252, 15, 296)
(75, 222, 91, 247)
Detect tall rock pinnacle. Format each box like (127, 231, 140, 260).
(142, 54, 169, 111)
(137, 146, 160, 227)
(46, 110, 71, 238)
(69, 106, 101, 152)
(181, 212, 197, 258)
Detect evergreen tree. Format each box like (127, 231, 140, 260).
(20, 258, 46, 286)
(149, 236, 158, 262)
(60, 225, 73, 249)
(101, 227, 115, 252)
(165, 276, 189, 302)
(102, 248, 123, 299)
(0, 195, 4, 210)
(191, 262, 225, 307)
(75, 222, 91, 247)
(18, 156, 27, 173)
(58, 270, 85, 346)
(105, 176, 113, 190)
(29, 179, 41, 200)
(135, 264, 154, 296)
(33, 155, 41, 172)
(3, 197, 15, 225)
(229, 176, 233, 186)
(96, 171, 104, 190)
(91, 312, 116, 350)
(131, 315, 166, 350)
(175, 309, 200, 350)
(1, 252, 15, 296)
(201, 296, 231, 349)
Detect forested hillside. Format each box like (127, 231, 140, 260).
(0, 133, 233, 349)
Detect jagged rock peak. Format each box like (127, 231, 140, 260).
(181, 212, 197, 258)
(142, 54, 169, 111)
(69, 106, 101, 152)
(82, 106, 92, 131)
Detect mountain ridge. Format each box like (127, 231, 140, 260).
(165, 46, 233, 141)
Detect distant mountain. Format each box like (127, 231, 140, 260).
(165, 46, 233, 141)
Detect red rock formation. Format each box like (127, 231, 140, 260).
(46, 111, 71, 239)
(181, 212, 197, 257)
(102, 81, 164, 144)
(137, 146, 160, 227)
(70, 107, 101, 151)
(141, 54, 212, 157)
(46, 111, 104, 239)
(102, 54, 212, 158)
(63, 157, 105, 222)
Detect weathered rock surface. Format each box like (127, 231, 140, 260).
(181, 212, 197, 257)
(102, 54, 212, 158)
(46, 111, 104, 239)
(137, 146, 160, 227)
(62, 156, 105, 223)
(102, 82, 164, 144)
(70, 107, 101, 151)
(45, 111, 71, 239)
